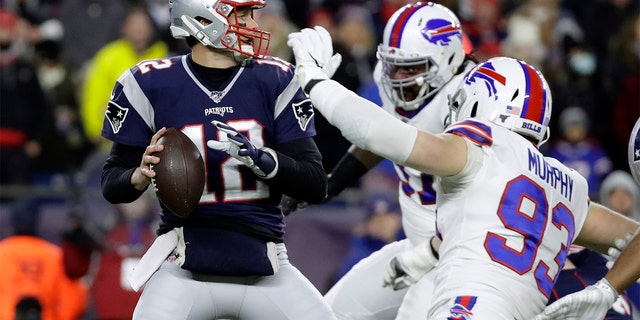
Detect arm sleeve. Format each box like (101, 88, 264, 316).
(309, 80, 418, 165)
(263, 137, 328, 204)
(327, 152, 369, 198)
(101, 143, 147, 204)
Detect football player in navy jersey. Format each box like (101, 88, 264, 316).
(100, 1, 336, 319)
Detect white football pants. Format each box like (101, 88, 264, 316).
(325, 239, 436, 320)
(132, 243, 336, 320)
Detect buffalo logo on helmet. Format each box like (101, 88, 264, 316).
(465, 63, 506, 101)
(422, 19, 461, 46)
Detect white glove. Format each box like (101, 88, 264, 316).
(383, 240, 438, 291)
(532, 278, 618, 320)
(287, 25, 342, 93)
(207, 121, 278, 179)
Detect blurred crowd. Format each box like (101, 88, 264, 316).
(0, 0, 638, 319)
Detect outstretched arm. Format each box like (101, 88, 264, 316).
(280, 145, 380, 215)
(288, 26, 467, 177)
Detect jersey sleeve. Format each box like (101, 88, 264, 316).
(268, 59, 317, 145)
(445, 119, 493, 147)
(101, 69, 156, 147)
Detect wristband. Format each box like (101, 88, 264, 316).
(304, 79, 326, 95)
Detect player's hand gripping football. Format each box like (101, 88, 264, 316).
(532, 278, 618, 320)
(287, 25, 342, 93)
(383, 238, 439, 291)
(132, 127, 167, 191)
(208, 121, 279, 179)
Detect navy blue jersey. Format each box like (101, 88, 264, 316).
(550, 249, 634, 319)
(101, 54, 316, 240)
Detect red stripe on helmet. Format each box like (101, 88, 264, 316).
(522, 63, 545, 123)
(389, 3, 427, 47)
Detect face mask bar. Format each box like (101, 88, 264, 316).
(378, 53, 439, 110)
(217, 1, 270, 59)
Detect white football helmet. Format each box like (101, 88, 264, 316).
(169, 0, 270, 60)
(449, 57, 552, 146)
(377, 2, 465, 111)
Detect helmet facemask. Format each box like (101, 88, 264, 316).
(377, 47, 443, 111)
(218, 1, 270, 60)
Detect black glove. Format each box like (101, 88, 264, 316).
(281, 194, 313, 216)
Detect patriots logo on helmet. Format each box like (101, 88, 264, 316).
(629, 118, 640, 184)
(634, 127, 640, 162)
(106, 102, 129, 134)
(422, 19, 461, 46)
(465, 62, 506, 101)
(292, 99, 314, 131)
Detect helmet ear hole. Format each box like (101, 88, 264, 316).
(511, 89, 519, 102)
(470, 101, 478, 118)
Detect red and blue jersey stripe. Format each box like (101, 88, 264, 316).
(447, 295, 477, 319)
(445, 120, 493, 147)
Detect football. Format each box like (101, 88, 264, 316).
(151, 128, 205, 217)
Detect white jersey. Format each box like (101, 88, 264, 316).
(429, 120, 590, 319)
(375, 60, 477, 245)
(324, 61, 478, 320)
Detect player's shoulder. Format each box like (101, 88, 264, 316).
(445, 119, 493, 147)
(120, 55, 185, 91)
(247, 56, 295, 78)
(244, 56, 299, 94)
(129, 55, 184, 77)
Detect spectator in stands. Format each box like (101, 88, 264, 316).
(33, 39, 94, 185)
(0, 8, 54, 188)
(553, 39, 603, 129)
(255, 0, 297, 62)
(500, 0, 550, 71)
(600, 170, 640, 222)
(459, 0, 506, 62)
(0, 198, 89, 320)
(606, 14, 640, 171)
(80, 2, 168, 150)
(59, 0, 129, 72)
(543, 106, 612, 201)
